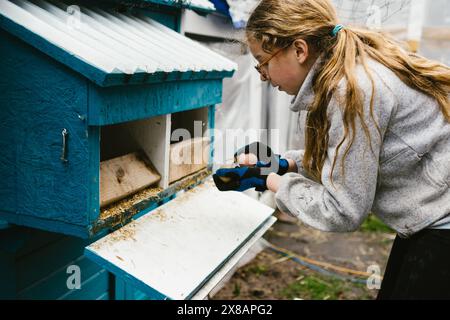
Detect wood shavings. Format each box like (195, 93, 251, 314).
(99, 187, 163, 221)
(91, 168, 211, 235)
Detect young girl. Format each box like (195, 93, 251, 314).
(213, 0, 450, 299)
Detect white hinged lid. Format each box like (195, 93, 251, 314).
(85, 180, 275, 300)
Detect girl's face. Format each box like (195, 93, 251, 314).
(248, 38, 314, 96)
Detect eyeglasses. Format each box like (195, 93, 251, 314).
(254, 43, 292, 80)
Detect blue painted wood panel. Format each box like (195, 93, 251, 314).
(0, 212, 91, 238)
(0, 29, 95, 236)
(58, 269, 110, 300)
(138, 6, 180, 30)
(74, 0, 182, 30)
(88, 79, 223, 126)
(0, 226, 111, 300)
(0, 225, 47, 255)
(0, 251, 16, 299)
(84, 248, 168, 300)
(88, 126, 101, 226)
(115, 278, 152, 300)
(17, 236, 91, 291)
(17, 257, 109, 300)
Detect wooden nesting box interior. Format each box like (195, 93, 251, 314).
(98, 106, 213, 208)
(169, 108, 211, 184)
(99, 117, 168, 207)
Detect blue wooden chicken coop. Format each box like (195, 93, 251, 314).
(0, 0, 275, 299)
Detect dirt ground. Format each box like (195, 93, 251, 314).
(212, 213, 395, 300)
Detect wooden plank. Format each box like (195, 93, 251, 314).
(15, 228, 107, 292)
(17, 255, 105, 300)
(115, 278, 150, 300)
(100, 152, 161, 208)
(169, 137, 210, 183)
(16, 236, 86, 291)
(96, 291, 110, 300)
(58, 269, 109, 300)
(85, 180, 275, 300)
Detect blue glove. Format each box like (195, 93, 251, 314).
(234, 142, 289, 176)
(213, 166, 267, 192)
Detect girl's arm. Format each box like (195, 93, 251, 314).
(286, 158, 298, 173)
(271, 84, 393, 232)
(267, 159, 298, 192)
(267, 173, 282, 192)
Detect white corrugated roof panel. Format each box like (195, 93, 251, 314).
(0, 0, 236, 77)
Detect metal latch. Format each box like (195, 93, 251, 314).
(61, 128, 68, 163)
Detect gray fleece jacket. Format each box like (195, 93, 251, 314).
(276, 57, 450, 237)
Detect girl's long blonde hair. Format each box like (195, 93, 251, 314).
(246, 0, 450, 182)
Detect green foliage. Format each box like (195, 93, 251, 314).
(360, 214, 394, 233)
(280, 274, 372, 300)
(232, 282, 241, 297)
(247, 264, 268, 276)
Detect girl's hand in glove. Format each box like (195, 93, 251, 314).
(213, 166, 268, 192)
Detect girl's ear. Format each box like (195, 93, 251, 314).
(293, 39, 309, 65)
